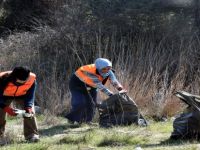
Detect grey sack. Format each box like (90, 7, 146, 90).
(170, 91, 200, 140)
(98, 92, 147, 127)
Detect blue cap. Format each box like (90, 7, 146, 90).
(94, 58, 112, 70)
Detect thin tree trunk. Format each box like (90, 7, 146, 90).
(194, 0, 200, 36)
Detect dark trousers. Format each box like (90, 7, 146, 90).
(66, 89, 97, 123)
(0, 98, 39, 139)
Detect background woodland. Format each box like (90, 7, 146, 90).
(0, 0, 200, 118)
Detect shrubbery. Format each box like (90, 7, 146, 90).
(0, 0, 200, 118)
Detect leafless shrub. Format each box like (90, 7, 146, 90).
(1, 1, 200, 119)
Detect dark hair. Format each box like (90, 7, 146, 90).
(11, 66, 30, 81)
(0, 66, 30, 91)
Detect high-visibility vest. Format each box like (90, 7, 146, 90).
(75, 64, 104, 88)
(0, 71, 36, 96)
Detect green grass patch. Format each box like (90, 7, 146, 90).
(1, 116, 200, 150)
(148, 121, 173, 133)
(59, 135, 88, 144)
(97, 134, 148, 147)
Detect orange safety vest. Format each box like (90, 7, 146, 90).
(0, 71, 36, 97)
(75, 64, 105, 88)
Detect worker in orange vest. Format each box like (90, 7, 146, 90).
(0, 66, 39, 145)
(65, 58, 125, 124)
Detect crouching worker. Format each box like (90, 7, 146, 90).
(65, 58, 125, 124)
(0, 66, 39, 145)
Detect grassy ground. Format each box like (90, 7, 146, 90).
(1, 115, 200, 150)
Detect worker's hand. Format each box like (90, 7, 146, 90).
(108, 92, 114, 97)
(25, 107, 34, 114)
(3, 106, 17, 116)
(116, 85, 126, 92)
(119, 89, 127, 93)
(24, 107, 34, 117)
(117, 87, 123, 91)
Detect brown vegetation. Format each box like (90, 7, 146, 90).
(0, 0, 200, 118)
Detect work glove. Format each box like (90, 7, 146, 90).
(14, 109, 26, 118)
(13, 108, 34, 118)
(3, 106, 17, 116)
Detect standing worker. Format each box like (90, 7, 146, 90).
(0, 66, 39, 145)
(65, 58, 125, 124)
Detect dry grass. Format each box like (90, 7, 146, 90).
(1, 28, 199, 118)
(1, 1, 200, 117)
